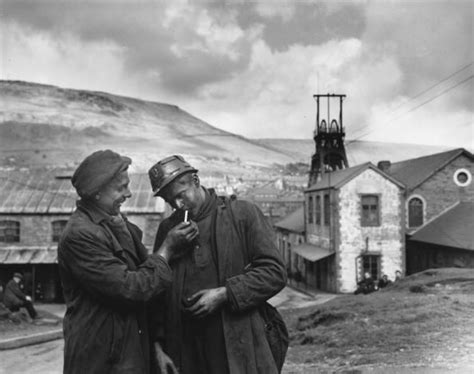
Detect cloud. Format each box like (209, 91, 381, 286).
(0, 0, 472, 149)
(0, 21, 131, 95)
(254, 1, 296, 22)
(186, 38, 363, 139)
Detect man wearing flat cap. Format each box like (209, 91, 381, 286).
(4, 272, 38, 319)
(148, 155, 288, 374)
(58, 150, 198, 374)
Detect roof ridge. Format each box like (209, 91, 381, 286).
(391, 148, 465, 167)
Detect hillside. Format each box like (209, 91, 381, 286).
(282, 268, 474, 373)
(0, 80, 451, 176)
(0, 80, 293, 176)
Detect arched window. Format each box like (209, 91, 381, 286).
(408, 197, 424, 228)
(52, 220, 68, 242)
(0, 221, 20, 243)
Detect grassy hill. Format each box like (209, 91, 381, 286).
(1, 80, 451, 176)
(0, 80, 293, 175)
(282, 268, 474, 373)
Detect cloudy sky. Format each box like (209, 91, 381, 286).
(1, 0, 472, 148)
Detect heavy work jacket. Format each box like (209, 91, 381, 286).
(58, 200, 172, 374)
(3, 280, 27, 309)
(153, 193, 287, 374)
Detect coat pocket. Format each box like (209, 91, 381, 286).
(108, 313, 125, 363)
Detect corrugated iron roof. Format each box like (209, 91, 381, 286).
(0, 248, 58, 263)
(274, 206, 305, 233)
(409, 201, 474, 251)
(0, 170, 165, 214)
(388, 148, 472, 191)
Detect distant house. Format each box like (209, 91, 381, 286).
(382, 148, 474, 274)
(242, 181, 304, 224)
(273, 206, 305, 287)
(0, 170, 167, 302)
(276, 163, 405, 293)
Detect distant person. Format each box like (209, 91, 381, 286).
(354, 272, 377, 295)
(378, 274, 392, 289)
(3, 272, 38, 319)
(148, 155, 288, 374)
(58, 150, 197, 374)
(395, 270, 403, 281)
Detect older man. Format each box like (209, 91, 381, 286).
(148, 155, 288, 374)
(3, 272, 37, 319)
(58, 150, 197, 374)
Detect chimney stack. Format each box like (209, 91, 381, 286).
(377, 160, 391, 173)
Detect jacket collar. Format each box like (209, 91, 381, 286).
(76, 199, 113, 224)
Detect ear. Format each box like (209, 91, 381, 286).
(192, 174, 200, 188)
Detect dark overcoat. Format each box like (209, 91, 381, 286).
(154, 197, 287, 374)
(3, 280, 26, 309)
(58, 201, 172, 374)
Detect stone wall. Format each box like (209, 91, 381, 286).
(408, 154, 474, 223)
(337, 168, 404, 293)
(0, 213, 164, 251)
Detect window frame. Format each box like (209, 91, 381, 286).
(51, 220, 68, 242)
(323, 193, 330, 226)
(308, 195, 314, 224)
(407, 195, 425, 228)
(0, 220, 20, 243)
(315, 195, 321, 225)
(360, 194, 381, 227)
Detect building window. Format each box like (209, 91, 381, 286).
(362, 255, 380, 280)
(408, 197, 424, 228)
(453, 168, 472, 187)
(308, 195, 314, 224)
(52, 220, 68, 242)
(315, 195, 321, 225)
(361, 195, 380, 227)
(323, 194, 330, 226)
(0, 221, 20, 243)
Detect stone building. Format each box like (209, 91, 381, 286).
(278, 162, 405, 293)
(383, 148, 474, 274)
(0, 170, 167, 302)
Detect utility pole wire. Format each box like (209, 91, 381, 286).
(346, 74, 473, 146)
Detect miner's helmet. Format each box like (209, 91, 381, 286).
(148, 155, 198, 197)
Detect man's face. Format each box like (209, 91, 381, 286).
(161, 174, 203, 217)
(96, 170, 132, 215)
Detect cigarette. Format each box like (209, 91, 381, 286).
(184, 210, 188, 223)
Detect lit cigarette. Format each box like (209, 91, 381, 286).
(184, 210, 188, 223)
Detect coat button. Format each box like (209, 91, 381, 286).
(139, 330, 142, 334)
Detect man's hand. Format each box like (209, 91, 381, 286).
(183, 287, 228, 319)
(154, 342, 178, 374)
(157, 221, 199, 262)
(25, 295, 32, 302)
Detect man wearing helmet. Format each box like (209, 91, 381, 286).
(148, 155, 287, 374)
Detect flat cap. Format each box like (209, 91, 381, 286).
(72, 150, 131, 198)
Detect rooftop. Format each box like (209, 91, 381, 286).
(388, 148, 473, 190)
(0, 170, 165, 214)
(410, 201, 474, 251)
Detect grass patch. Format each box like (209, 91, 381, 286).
(283, 268, 474, 370)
